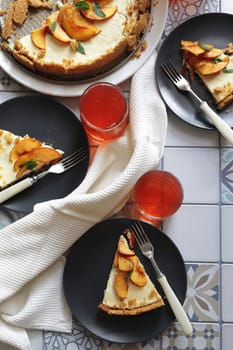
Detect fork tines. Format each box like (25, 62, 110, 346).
(62, 148, 87, 168)
(130, 222, 149, 246)
(162, 59, 181, 83)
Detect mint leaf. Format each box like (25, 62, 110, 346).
(212, 57, 222, 64)
(19, 160, 38, 169)
(75, 1, 90, 10)
(51, 21, 57, 33)
(223, 68, 233, 73)
(93, 2, 105, 17)
(199, 43, 212, 51)
(77, 42, 86, 55)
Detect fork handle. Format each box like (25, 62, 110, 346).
(158, 274, 193, 336)
(200, 102, 233, 145)
(0, 177, 34, 204)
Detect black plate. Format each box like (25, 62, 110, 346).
(63, 218, 187, 343)
(0, 95, 89, 213)
(156, 13, 233, 129)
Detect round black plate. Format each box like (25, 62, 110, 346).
(156, 13, 233, 129)
(0, 95, 89, 213)
(63, 218, 187, 343)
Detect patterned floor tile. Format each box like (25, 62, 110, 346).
(43, 320, 103, 350)
(43, 320, 161, 350)
(162, 323, 220, 350)
(43, 264, 219, 349)
(165, 0, 219, 36)
(102, 339, 160, 350)
(221, 148, 233, 203)
(184, 264, 219, 322)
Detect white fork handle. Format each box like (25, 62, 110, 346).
(0, 177, 34, 204)
(200, 101, 233, 145)
(158, 274, 193, 336)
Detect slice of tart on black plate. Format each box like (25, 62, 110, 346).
(181, 40, 233, 110)
(0, 129, 62, 189)
(99, 230, 164, 316)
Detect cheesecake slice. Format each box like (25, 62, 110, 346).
(99, 230, 164, 316)
(181, 40, 233, 110)
(0, 129, 62, 189)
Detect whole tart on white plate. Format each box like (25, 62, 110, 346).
(99, 230, 164, 316)
(0, 129, 62, 189)
(0, 0, 151, 77)
(181, 40, 233, 110)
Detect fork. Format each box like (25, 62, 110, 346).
(131, 221, 193, 336)
(0, 148, 87, 203)
(162, 59, 233, 145)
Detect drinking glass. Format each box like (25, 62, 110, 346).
(80, 82, 129, 142)
(129, 170, 184, 227)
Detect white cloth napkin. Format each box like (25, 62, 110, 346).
(0, 52, 167, 350)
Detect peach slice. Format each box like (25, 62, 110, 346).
(113, 251, 119, 267)
(57, 4, 100, 41)
(181, 40, 199, 47)
(114, 270, 128, 299)
(130, 259, 147, 287)
(27, 147, 62, 163)
(46, 12, 72, 44)
(80, 2, 117, 21)
(10, 137, 42, 162)
(31, 26, 47, 50)
(203, 48, 223, 59)
(124, 229, 135, 249)
(196, 56, 229, 76)
(13, 153, 38, 172)
(182, 43, 205, 56)
(14, 147, 61, 172)
(129, 255, 145, 273)
(181, 40, 215, 56)
(16, 160, 44, 178)
(118, 255, 134, 272)
(13, 152, 43, 177)
(117, 235, 135, 257)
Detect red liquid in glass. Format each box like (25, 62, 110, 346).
(131, 171, 183, 226)
(80, 83, 128, 141)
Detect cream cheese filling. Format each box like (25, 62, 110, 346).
(0, 130, 19, 188)
(199, 55, 233, 103)
(102, 266, 161, 309)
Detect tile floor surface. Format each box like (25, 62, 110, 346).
(0, 0, 233, 349)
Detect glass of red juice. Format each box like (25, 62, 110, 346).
(80, 82, 129, 142)
(129, 170, 184, 227)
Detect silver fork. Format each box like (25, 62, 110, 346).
(0, 148, 87, 203)
(131, 221, 193, 336)
(162, 59, 233, 145)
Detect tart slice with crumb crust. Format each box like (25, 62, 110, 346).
(99, 230, 164, 316)
(181, 40, 233, 110)
(0, 129, 62, 189)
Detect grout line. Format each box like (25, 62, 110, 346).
(219, 145, 223, 350)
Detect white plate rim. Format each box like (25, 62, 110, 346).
(0, 0, 168, 97)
